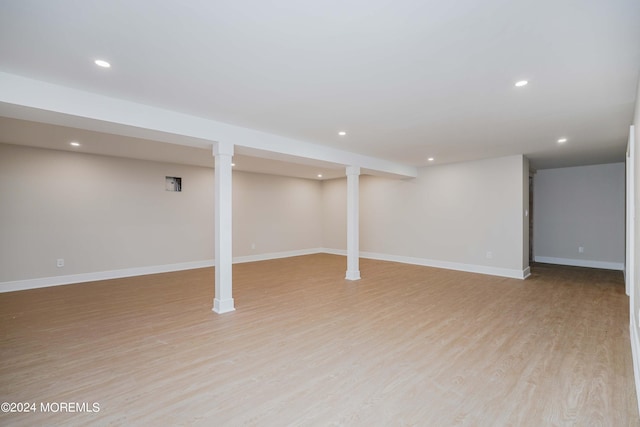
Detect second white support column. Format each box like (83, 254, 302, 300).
(346, 166, 361, 280)
(212, 141, 235, 314)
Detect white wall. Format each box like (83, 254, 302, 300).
(0, 143, 323, 288)
(0, 144, 214, 283)
(0, 144, 531, 288)
(631, 75, 640, 415)
(321, 177, 347, 251)
(233, 171, 322, 258)
(323, 155, 529, 278)
(523, 157, 530, 268)
(533, 163, 625, 270)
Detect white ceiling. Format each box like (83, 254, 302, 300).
(0, 116, 347, 180)
(0, 0, 639, 173)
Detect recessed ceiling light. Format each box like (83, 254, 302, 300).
(428, 157, 434, 162)
(557, 137, 567, 143)
(338, 131, 347, 136)
(317, 174, 323, 178)
(70, 142, 81, 147)
(94, 59, 111, 68)
(231, 163, 236, 167)
(515, 80, 528, 87)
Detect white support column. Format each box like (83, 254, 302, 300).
(346, 166, 361, 280)
(212, 141, 235, 314)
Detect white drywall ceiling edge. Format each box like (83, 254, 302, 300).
(0, 72, 417, 179)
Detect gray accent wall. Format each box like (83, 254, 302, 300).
(533, 162, 625, 269)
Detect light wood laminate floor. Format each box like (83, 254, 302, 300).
(1, 254, 638, 426)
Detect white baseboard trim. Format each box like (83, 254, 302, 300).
(0, 249, 328, 293)
(363, 251, 529, 279)
(0, 259, 215, 293)
(534, 256, 624, 271)
(631, 311, 640, 417)
(322, 248, 347, 256)
(1, 247, 532, 293)
(321, 248, 530, 279)
(232, 248, 323, 264)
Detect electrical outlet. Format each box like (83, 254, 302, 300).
(56, 258, 64, 268)
(578, 246, 584, 254)
(251, 243, 256, 250)
(486, 251, 492, 259)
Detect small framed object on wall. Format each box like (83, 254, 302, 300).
(165, 176, 182, 192)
